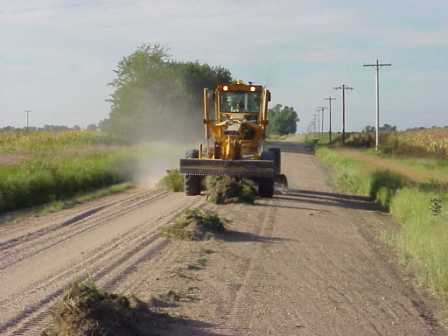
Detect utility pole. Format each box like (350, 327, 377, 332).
(314, 110, 320, 136)
(25, 110, 31, 131)
(316, 107, 326, 137)
(324, 97, 336, 144)
(334, 84, 353, 144)
(363, 59, 392, 150)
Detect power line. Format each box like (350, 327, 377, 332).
(334, 84, 353, 144)
(324, 97, 336, 143)
(363, 59, 392, 151)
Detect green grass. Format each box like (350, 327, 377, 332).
(316, 146, 448, 300)
(0, 150, 141, 213)
(0, 131, 191, 214)
(391, 189, 448, 299)
(158, 169, 184, 192)
(316, 147, 372, 196)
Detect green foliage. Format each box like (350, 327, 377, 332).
(0, 151, 138, 213)
(316, 147, 371, 196)
(369, 171, 407, 209)
(391, 189, 448, 299)
(267, 104, 299, 136)
(363, 123, 397, 133)
(102, 44, 232, 142)
(158, 169, 184, 192)
(205, 176, 256, 204)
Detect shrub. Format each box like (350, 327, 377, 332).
(158, 169, 184, 192)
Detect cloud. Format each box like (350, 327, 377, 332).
(0, 0, 447, 129)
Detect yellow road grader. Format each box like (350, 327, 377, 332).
(179, 80, 286, 197)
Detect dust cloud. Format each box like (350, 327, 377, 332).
(130, 141, 195, 188)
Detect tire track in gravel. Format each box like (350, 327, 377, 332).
(0, 190, 169, 270)
(0, 189, 166, 252)
(0, 191, 204, 336)
(213, 199, 277, 334)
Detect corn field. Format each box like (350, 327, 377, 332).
(337, 128, 448, 157)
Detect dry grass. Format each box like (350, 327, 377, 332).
(335, 148, 448, 186)
(161, 208, 226, 240)
(205, 176, 256, 204)
(42, 281, 160, 336)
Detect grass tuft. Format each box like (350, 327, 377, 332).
(42, 281, 157, 336)
(205, 176, 256, 204)
(161, 208, 226, 240)
(157, 169, 184, 192)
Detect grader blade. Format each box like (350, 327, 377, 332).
(180, 159, 274, 178)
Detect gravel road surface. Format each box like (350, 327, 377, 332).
(0, 142, 445, 335)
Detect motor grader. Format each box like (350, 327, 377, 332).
(179, 80, 285, 197)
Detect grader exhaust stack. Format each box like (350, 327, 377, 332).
(179, 81, 286, 197)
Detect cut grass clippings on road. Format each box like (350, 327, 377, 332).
(161, 208, 226, 240)
(158, 169, 184, 192)
(42, 281, 163, 336)
(206, 176, 256, 204)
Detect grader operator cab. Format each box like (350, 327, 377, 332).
(179, 80, 286, 197)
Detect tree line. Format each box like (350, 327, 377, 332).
(100, 44, 299, 141)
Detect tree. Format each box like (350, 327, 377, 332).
(86, 124, 98, 131)
(267, 104, 299, 136)
(102, 44, 232, 142)
(363, 124, 397, 132)
(363, 125, 375, 133)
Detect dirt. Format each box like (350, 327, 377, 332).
(0, 142, 446, 335)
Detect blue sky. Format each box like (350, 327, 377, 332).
(1, 0, 447, 132)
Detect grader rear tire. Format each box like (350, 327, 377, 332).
(258, 150, 275, 198)
(258, 178, 274, 198)
(184, 149, 201, 196)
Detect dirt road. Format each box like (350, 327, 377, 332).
(0, 142, 445, 335)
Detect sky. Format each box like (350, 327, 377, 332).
(1, 0, 447, 132)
